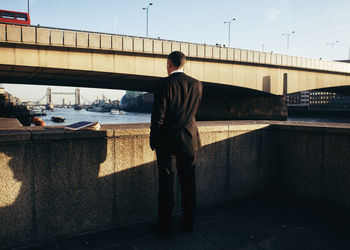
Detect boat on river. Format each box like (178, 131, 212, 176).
(29, 106, 46, 116)
(51, 116, 65, 123)
(86, 97, 112, 113)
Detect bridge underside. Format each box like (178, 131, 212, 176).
(0, 63, 276, 99)
(1, 43, 349, 121)
(0, 64, 288, 120)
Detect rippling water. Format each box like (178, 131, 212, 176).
(38, 108, 350, 127)
(40, 108, 151, 126)
(287, 116, 350, 124)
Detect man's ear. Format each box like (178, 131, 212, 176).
(168, 60, 174, 68)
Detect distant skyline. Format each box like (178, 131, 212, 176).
(2, 0, 350, 103)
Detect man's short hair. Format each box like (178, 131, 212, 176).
(168, 51, 186, 68)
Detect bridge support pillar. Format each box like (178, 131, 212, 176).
(197, 95, 288, 121)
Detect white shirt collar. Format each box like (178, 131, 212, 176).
(170, 68, 184, 75)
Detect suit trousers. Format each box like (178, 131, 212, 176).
(156, 149, 196, 231)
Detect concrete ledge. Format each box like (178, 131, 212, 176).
(36, 28, 50, 45)
(6, 25, 21, 42)
(22, 26, 36, 43)
(51, 30, 63, 46)
(0, 24, 5, 41)
(0, 121, 349, 248)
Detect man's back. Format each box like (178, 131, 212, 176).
(151, 72, 202, 153)
(150, 51, 201, 237)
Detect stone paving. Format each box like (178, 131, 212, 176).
(15, 196, 350, 250)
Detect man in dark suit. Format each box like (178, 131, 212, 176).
(150, 51, 202, 237)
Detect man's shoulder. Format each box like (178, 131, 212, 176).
(169, 72, 201, 84)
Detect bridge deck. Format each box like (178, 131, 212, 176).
(1, 23, 350, 75)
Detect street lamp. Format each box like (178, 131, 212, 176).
(326, 40, 339, 60)
(27, 0, 30, 14)
(142, 3, 153, 38)
(224, 18, 236, 47)
(282, 31, 295, 54)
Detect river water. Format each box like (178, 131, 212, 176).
(39, 108, 350, 126)
(41, 108, 151, 126)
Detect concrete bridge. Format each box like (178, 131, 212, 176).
(1, 24, 350, 119)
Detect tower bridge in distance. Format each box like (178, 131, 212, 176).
(45, 87, 81, 107)
(0, 23, 349, 120)
(30, 87, 92, 108)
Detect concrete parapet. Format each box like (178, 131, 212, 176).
(36, 28, 50, 45)
(0, 121, 350, 248)
(220, 47, 227, 60)
(89, 33, 100, 49)
(122, 36, 133, 51)
(1, 25, 350, 75)
(227, 48, 234, 60)
(172, 41, 180, 52)
(77, 32, 88, 48)
(0, 24, 5, 41)
(51, 30, 63, 46)
(153, 40, 162, 53)
(133, 38, 143, 52)
(275, 124, 350, 209)
(213, 46, 220, 59)
(162, 41, 171, 54)
(144, 39, 153, 53)
(112, 35, 123, 50)
(6, 25, 21, 42)
(180, 42, 189, 56)
(197, 45, 205, 58)
(63, 31, 76, 47)
(101, 34, 111, 49)
(189, 44, 197, 57)
(22, 26, 36, 43)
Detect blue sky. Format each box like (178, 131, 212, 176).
(2, 0, 350, 103)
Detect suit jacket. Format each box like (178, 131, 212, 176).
(150, 72, 202, 153)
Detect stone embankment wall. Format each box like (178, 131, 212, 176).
(0, 121, 349, 248)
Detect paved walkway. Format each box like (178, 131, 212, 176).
(17, 196, 350, 250)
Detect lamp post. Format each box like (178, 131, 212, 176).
(282, 31, 295, 54)
(326, 40, 339, 60)
(142, 3, 153, 38)
(27, 0, 30, 14)
(224, 18, 236, 47)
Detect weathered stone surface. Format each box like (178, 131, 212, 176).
(6, 25, 21, 42)
(144, 39, 153, 53)
(22, 26, 36, 43)
(36, 28, 50, 44)
(133, 38, 143, 52)
(112, 35, 123, 50)
(123, 37, 133, 51)
(33, 136, 111, 242)
(0, 24, 5, 41)
(51, 30, 63, 46)
(76, 32, 88, 47)
(0, 142, 33, 248)
(101, 34, 111, 49)
(89, 33, 100, 49)
(197, 126, 230, 207)
(63, 31, 76, 46)
(114, 133, 158, 224)
(1, 122, 350, 248)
